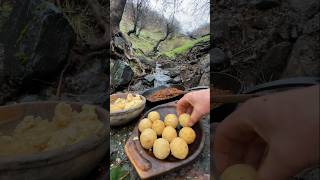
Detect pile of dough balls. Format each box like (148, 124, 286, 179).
(138, 111, 196, 160)
(110, 93, 143, 113)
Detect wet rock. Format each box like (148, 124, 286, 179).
(0, 0, 75, 80)
(211, 48, 226, 65)
(144, 74, 154, 83)
(198, 54, 210, 73)
(212, 20, 229, 41)
(129, 80, 146, 93)
(250, 0, 280, 10)
(282, 34, 320, 78)
(287, 0, 320, 18)
(110, 60, 134, 90)
(211, 48, 228, 71)
(113, 36, 129, 52)
(259, 42, 292, 81)
(0, 0, 74, 104)
(303, 13, 320, 34)
(169, 76, 182, 84)
(165, 67, 180, 78)
(180, 65, 202, 88)
(198, 73, 210, 86)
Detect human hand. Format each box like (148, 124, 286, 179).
(214, 85, 320, 180)
(176, 89, 210, 126)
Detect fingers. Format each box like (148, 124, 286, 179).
(176, 94, 192, 115)
(214, 106, 256, 174)
(189, 109, 204, 126)
(256, 150, 295, 180)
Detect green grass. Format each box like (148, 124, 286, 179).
(161, 35, 210, 58)
(120, 18, 209, 59)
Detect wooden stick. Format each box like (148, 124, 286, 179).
(211, 94, 261, 104)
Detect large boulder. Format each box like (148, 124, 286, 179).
(303, 13, 320, 35)
(110, 60, 134, 92)
(259, 42, 292, 81)
(287, 0, 320, 18)
(282, 34, 320, 78)
(0, 0, 75, 104)
(0, 0, 75, 80)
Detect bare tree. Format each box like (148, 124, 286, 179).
(111, 0, 127, 35)
(127, 0, 149, 37)
(152, 0, 182, 53)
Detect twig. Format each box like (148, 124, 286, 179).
(56, 59, 71, 98)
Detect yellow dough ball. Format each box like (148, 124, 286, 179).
(221, 164, 256, 180)
(164, 114, 178, 128)
(153, 138, 170, 160)
(161, 126, 177, 143)
(179, 113, 191, 127)
(147, 111, 160, 122)
(170, 137, 188, 159)
(140, 128, 157, 149)
(152, 120, 165, 136)
(138, 118, 152, 132)
(179, 127, 196, 144)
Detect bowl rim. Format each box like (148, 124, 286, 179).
(0, 101, 108, 170)
(110, 92, 146, 115)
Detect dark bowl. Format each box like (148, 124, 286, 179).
(211, 72, 243, 94)
(142, 84, 185, 108)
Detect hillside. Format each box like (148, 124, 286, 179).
(120, 17, 209, 59)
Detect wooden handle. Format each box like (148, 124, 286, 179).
(127, 140, 152, 171)
(210, 94, 261, 105)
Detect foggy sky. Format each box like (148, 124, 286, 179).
(150, 0, 210, 33)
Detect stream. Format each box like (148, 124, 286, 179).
(153, 62, 171, 87)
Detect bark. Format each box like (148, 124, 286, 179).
(153, 23, 172, 52)
(127, 0, 143, 37)
(111, 0, 127, 35)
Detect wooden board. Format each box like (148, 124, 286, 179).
(125, 102, 205, 179)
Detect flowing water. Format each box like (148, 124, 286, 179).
(153, 62, 171, 87)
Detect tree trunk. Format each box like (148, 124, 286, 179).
(111, 0, 127, 35)
(136, 27, 142, 37)
(127, 20, 138, 36)
(153, 23, 171, 53)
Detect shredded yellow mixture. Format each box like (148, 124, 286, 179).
(110, 93, 143, 113)
(0, 103, 104, 156)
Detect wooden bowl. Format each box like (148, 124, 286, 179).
(110, 93, 146, 127)
(125, 102, 205, 179)
(0, 101, 108, 180)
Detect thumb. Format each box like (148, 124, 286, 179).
(189, 109, 204, 126)
(256, 150, 295, 180)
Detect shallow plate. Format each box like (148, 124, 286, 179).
(125, 102, 205, 179)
